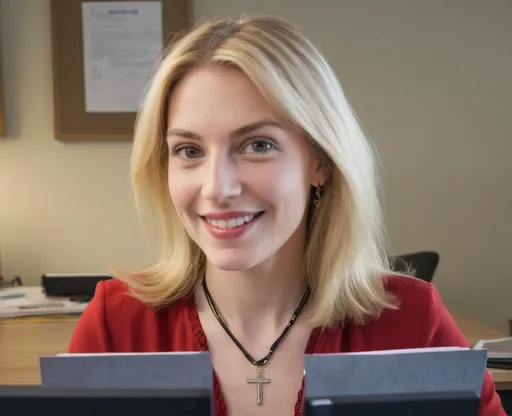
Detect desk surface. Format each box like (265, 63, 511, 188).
(1, 312, 511, 389)
(450, 311, 512, 389)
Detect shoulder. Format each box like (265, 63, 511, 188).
(99, 278, 189, 318)
(384, 272, 434, 302)
(359, 274, 467, 349)
(388, 274, 466, 346)
(98, 278, 156, 318)
(356, 274, 506, 415)
(68, 278, 192, 353)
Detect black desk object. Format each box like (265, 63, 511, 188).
(0, 385, 212, 416)
(304, 391, 479, 415)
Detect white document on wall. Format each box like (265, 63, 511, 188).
(81, 1, 163, 113)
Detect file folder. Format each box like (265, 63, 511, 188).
(303, 347, 487, 415)
(40, 352, 213, 391)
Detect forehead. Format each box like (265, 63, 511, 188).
(167, 65, 281, 132)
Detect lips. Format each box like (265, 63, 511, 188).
(199, 211, 264, 239)
(204, 213, 260, 229)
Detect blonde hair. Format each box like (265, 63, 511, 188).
(118, 15, 398, 328)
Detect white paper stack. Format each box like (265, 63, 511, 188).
(0, 286, 88, 319)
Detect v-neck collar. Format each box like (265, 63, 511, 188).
(186, 294, 329, 415)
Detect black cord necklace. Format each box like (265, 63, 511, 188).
(202, 278, 310, 406)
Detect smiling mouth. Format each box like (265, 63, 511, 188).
(201, 212, 264, 229)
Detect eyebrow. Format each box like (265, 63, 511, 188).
(166, 120, 284, 141)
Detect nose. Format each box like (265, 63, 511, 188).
(200, 153, 242, 204)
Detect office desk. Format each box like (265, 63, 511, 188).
(1, 313, 512, 389)
(0, 318, 79, 384)
(451, 312, 512, 391)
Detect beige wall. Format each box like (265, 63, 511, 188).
(0, 0, 511, 331)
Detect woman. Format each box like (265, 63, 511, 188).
(69, 16, 506, 415)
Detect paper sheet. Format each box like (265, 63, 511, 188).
(81, 1, 163, 113)
(474, 337, 512, 359)
(0, 287, 88, 318)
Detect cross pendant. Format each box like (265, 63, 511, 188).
(247, 366, 271, 405)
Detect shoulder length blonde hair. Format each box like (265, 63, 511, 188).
(119, 15, 398, 328)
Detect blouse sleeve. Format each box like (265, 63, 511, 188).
(421, 283, 507, 416)
(68, 281, 112, 353)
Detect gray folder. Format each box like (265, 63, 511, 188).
(40, 352, 212, 391)
(304, 347, 488, 399)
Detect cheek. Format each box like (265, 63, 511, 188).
(278, 173, 309, 214)
(248, 163, 309, 213)
(168, 170, 194, 213)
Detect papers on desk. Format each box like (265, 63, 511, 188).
(474, 337, 512, 359)
(474, 337, 512, 369)
(0, 287, 88, 319)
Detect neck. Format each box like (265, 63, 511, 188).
(205, 263, 307, 327)
(198, 236, 309, 337)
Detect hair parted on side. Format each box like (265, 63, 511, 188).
(115, 15, 399, 329)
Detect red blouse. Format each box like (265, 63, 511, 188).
(68, 275, 506, 415)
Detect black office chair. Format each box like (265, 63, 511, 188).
(389, 251, 440, 283)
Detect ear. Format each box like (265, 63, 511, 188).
(311, 160, 330, 188)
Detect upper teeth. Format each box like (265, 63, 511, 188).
(206, 214, 256, 229)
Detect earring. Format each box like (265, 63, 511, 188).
(313, 183, 323, 207)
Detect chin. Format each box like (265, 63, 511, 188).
(204, 248, 263, 272)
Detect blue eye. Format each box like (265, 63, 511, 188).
(242, 140, 275, 154)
